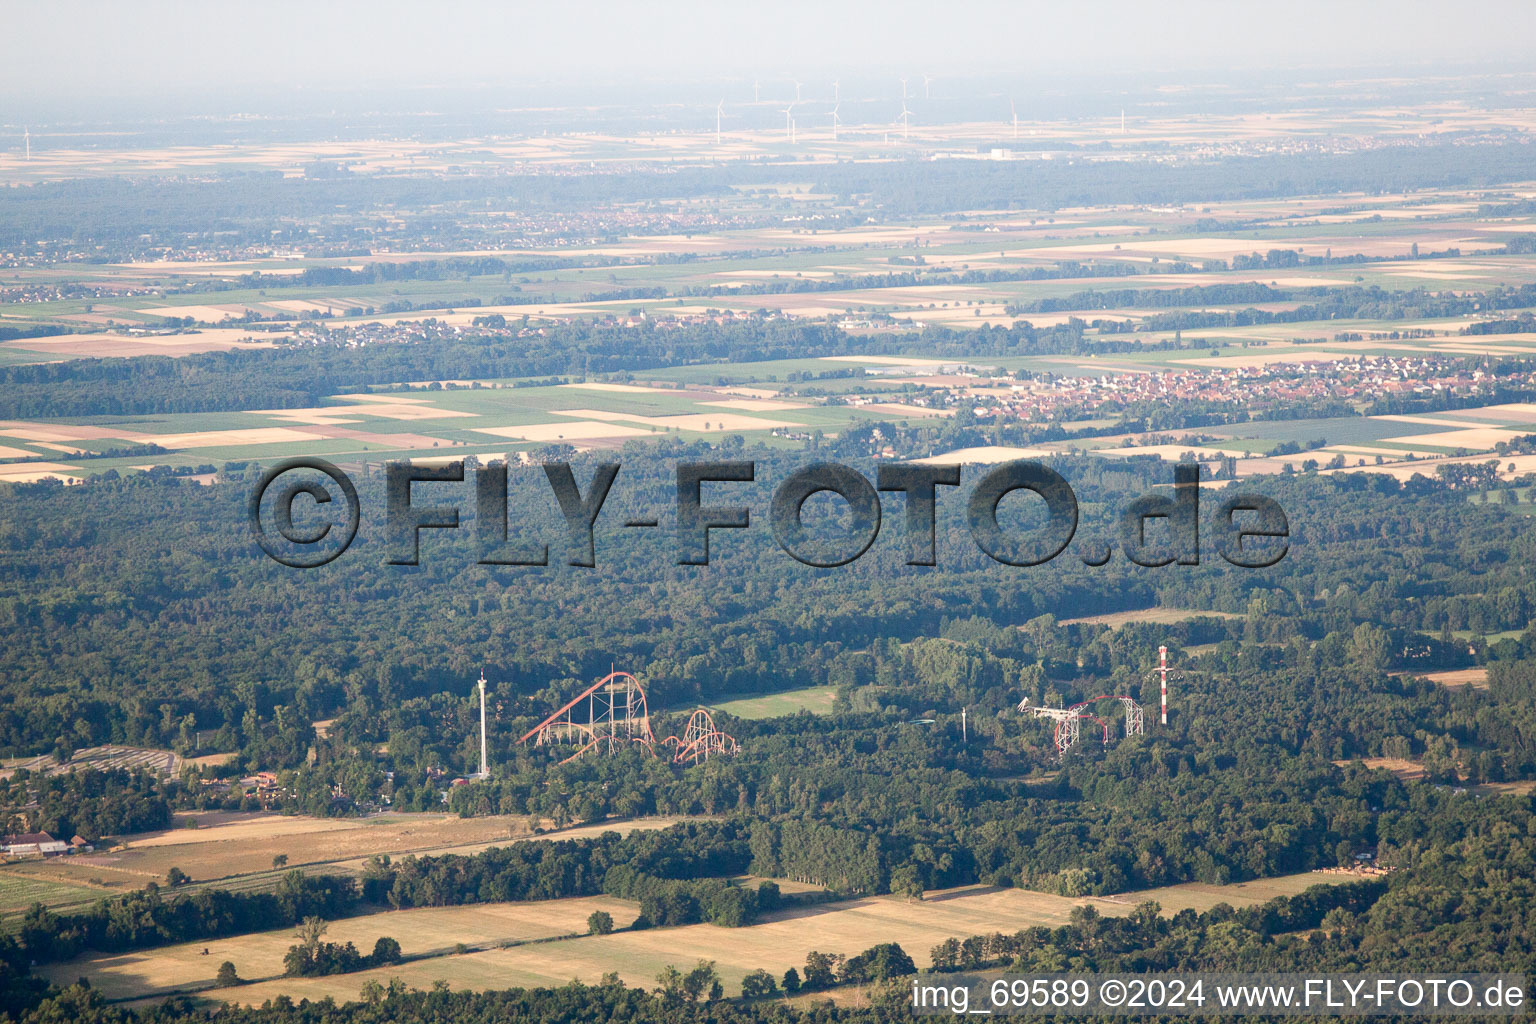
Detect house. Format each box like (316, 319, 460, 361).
(3, 832, 68, 857)
(69, 835, 94, 854)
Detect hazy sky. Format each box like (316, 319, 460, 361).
(7, 0, 1535, 109)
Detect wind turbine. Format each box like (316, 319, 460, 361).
(831, 102, 841, 142)
(792, 79, 803, 103)
(23, 126, 30, 161)
(922, 72, 934, 99)
(716, 100, 724, 145)
(753, 78, 760, 103)
(782, 100, 796, 143)
(898, 100, 912, 141)
(1010, 99, 1018, 141)
(832, 79, 840, 103)
(900, 75, 909, 100)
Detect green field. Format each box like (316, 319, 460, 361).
(707, 685, 842, 719)
(0, 870, 104, 914)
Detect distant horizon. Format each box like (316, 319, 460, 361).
(7, 60, 1536, 127)
(6, 0, 1536, 119)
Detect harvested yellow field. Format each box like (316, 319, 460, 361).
(145, 428, 326, 449)
(1060, 607, 1240, 628)
(1381, 427, 1524, 449)
(1097, 444, 1254, 460)
(473, 422, 652, 441)
(1449, 403, 1536, 423)
(3, 329, 278, 359)
(909, 446, 1050, 465)
(0, 462, 84, 484)
(53, 814, 530, 886)
(41, 896, 639, 1001)
(140, 305, 255, 322)
(344, 404, 477, 421)
(1374, 415, 1511, 428)
(36, 814, 691, 893)
(399, 453, 508, 468)
(324, 816, 695, 872)
(859, 403, 953, 418)
(1323, 452, 1536, 482)
(0, 445, 41, 459)
(646, 413, 802, 432)
(1332, 757, 1427, 781)
(820, 355, 958, 367)
(127, 815, 366, 850)
(264, 299, 344, 314)
(547, 411, 803, 433)
(203, 872, 1347, 1006)
(1099, 871, 1347, 914)
(0, 424, 138, 442)
(1419, 667, 1489, 689)
(700, 399, 808, 412)
(325, 402, 476, 421)
(557, 382, 661, 393)
(334, 394, 436, 405)
(256, 408, 366, 425)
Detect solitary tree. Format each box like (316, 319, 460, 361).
(370, 936, 402, 966)
(741, 968, 779, 999)
(683, 960, 721, 1003)
(296, 916, 328, 955)
(272, 854, 288, 869)
(215, 961, 240, 987)
(587, 910, 614, 935)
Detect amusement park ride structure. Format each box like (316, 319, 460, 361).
(516, 670, 738, 765)
(506, 645, 1169, 769)
(1016, 646, 1171, 756)
(1018, 696, 1142, 756)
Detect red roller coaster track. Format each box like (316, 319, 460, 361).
(516, 670, 656, 764)
(519, 671, 738, 766)
(666, 708, 740, 764)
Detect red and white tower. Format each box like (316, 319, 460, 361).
(1158, 646, 1168, 725)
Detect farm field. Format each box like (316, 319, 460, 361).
(167, 871, 1349, 1007)
(38, 896, 641, 1001)
(1331, 757, 1427, 781)
(5, 165, 1536, 485)
(707, 686, 841, 719)
(1417, 667, 1490, 688)
(0, 872, 106, 915)
(1060, 607, 1242, 628)
(0, 380, 934, 479)
(0, 813, 691, 917)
